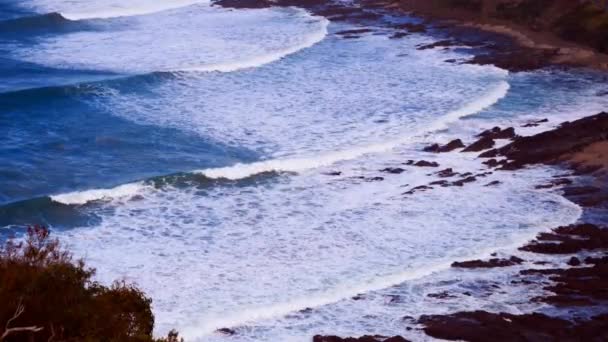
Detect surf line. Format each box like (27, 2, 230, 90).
(197, 81, 510, 180)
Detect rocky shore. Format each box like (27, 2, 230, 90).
(210, 0, 608, 340)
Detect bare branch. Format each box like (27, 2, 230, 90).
(1, 326, 44, 340)
(1, 299, 44, 341)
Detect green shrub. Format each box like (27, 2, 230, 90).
(0, 225, 182, 342)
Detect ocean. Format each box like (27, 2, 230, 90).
(1, 0, 608, 340)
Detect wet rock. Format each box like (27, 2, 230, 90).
(519, 224, 608, 254)
(427, 291, 457, 299)
(429, 180, 449, 186)
(436, 168, 458, 178)
(485, 180, 501, 187)
(414, 160, 439, 167)
(336, 28, 373, 36)
(380, 167, 405, 174)
(419, 311, 608, 342)
(417, 39, 455, 50)
(522, 118, 549, 127)
(367, 176, 385, 182)
(352, 294, 365, 301)
(534, 178, 573, 189)
(324, 171, 342, 176)
(482, 158, 505, 168)
(490, 113, 608, 170)
(423, 139, 465, 153)
(216, 328, 236, 335)
(567, 257, 581, 266)
(403, 185, 433, 195)
(477, 126, 516, 140)
(462, 136, 495, 152)
(451, 176, 477, 187)
(452, 256, 524, 268)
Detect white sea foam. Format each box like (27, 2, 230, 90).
(50, 182, 146, 205)
(178, 18, 330, 73)
(39, 0, 208, 20)
(198, 81, 510, 180)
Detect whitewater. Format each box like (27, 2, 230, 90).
(2, 0, 608, 341)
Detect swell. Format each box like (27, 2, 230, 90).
(0, 12, 80, 33)
(0, 171, 281, 227)
(197, 81, 510, 180)
(2, 81, 509, 211)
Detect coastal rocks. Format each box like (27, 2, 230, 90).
(451, 256, 524, 268)
(462, 136, 495, 152)
(521, 118, 548, 127)
(391, 22, 426, 33)
(403, 185, 433, 195)
(435, 168, 458, 178)
(313, 335, 411, 342)
(534, 178, 573, 189)
(404, 160, 439, 167)
(476, 126, 516, 140)
(416, 39, 455, 50)
(450, 176, 477, 187)
(380, 167, 405, 174)
(419, 311, 608, 342)
(216, 328, 236, 335)
(484, 180, 501, 186)
(519, 224, 608, 254)
(423, 139, 465, 153)
(481, 112, 608, 170)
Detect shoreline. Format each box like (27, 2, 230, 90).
(390, 0, 608, 72)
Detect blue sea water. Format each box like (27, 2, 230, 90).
(1, 0, 607, 340)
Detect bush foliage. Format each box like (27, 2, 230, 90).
(0, 225, 181, 342)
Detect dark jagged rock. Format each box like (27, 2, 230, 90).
(534, 178, 573, 189)
(336, 28, 374, 36)
(403, 185, 433, 195)
(429, 180, 449, 186)
(451, 176, 477, 187)
(324, 171, 342, 176)
(522, 256, 608, 306)
(484, 180, 502, 186)
(216, 328, 236, 335)
(476, 127, 516, 140)
(452, 256, 524, 268)
(436, 168, 458, 178)
(427, 291, 457, 299)
(490, 112, 608, 170)
(567, 256, 581, 266)
(462, 136, 495, 152)
(522, 118, 549, 127)
(367, 176, 385, 182)
(519, 224, 608, 254)
(380, 167, 405, 174)
(482, 158, 506, 168)
(417, 39, 455, 50)
(423, 139, 465, 153)
(419, 311, 608, 342)
(414, 160, 439, 167)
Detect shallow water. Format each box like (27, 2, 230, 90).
(1, 0, 607, 340)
